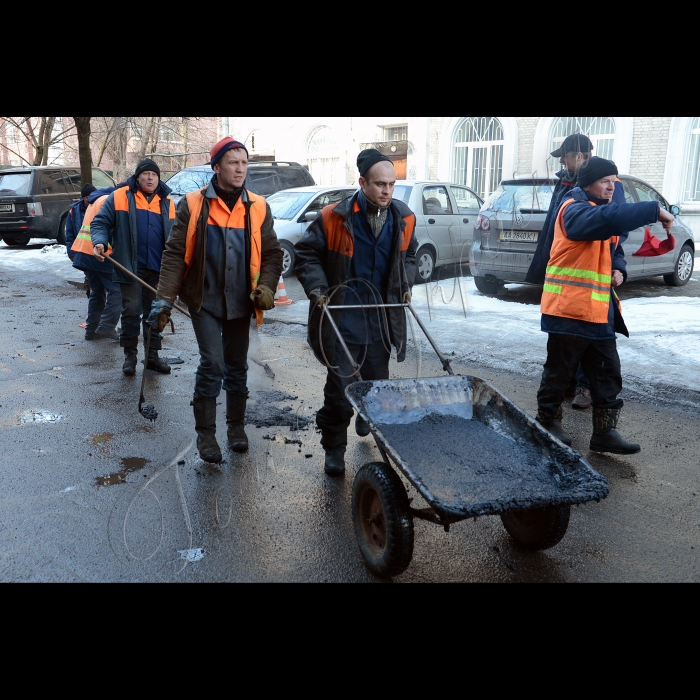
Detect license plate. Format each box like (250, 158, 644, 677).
(0, 204, 14, 213)
(501, 231, 538, 243)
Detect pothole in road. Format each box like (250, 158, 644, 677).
(19, 410, 63, 425)
(96, 457, 150, 487)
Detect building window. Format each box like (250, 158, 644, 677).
(307, 126, 340, 186)
(549, 117, 616, 173)
(452, 117, 504, 200)
(683, 117, 700, 202)
(384, 125, 408, 142)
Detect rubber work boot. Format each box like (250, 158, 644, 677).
(192, 398, 223, 464)
(355, 414, 371, 438)
(537, 409, 573, 447)
(572, 387, 593, 411)
(146, 350, 171, 374)
(590, 409, 641, 456)
(226, 393, 249, 453)
(324, 447, 346, 477)
(123, 348, 138, 377)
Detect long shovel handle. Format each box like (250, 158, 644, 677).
(103, 254, 192, 320)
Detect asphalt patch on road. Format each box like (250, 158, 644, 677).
(248, 391, 311, 431)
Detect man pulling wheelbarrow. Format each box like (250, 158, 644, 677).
(536, 157, 676, 455)
(146, 138, 284, 464)
(295, 149, 419, 477)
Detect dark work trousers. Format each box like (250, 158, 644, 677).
(538, 334, 623, 422)
(120, 269, 162, 351)
(191, 308, 250, 399)
(85, 269, 122, 334)
(576, 364, 591, 390)
(317, 339, 391, 450)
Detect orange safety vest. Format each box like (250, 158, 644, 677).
(541, 198, 621, 324)
(185, 189, 267, 327)
(71, 195, 112, 255)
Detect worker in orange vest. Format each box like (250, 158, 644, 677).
(537, 157, 675, 455)
(148, 138, 284, 464)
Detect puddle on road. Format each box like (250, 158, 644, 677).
(96, 458, 150, 487)
(19, 411, 63, 425)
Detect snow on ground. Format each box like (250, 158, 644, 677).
(0, 240, 84, 283)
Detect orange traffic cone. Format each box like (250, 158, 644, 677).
(274, 276, 294, 306)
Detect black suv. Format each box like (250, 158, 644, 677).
(0, 166, 115, 247)
(166, 161, 316, 205)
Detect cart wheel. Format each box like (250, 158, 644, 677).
(352, 463, 414, 578)
(501, 506, 571, 551)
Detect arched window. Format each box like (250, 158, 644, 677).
(548, 117, 616, 173)
(307, 126, 340, 186)
(452, 117, 504, 199)
(683, 117, 700, 202)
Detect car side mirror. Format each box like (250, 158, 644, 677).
(670, 205, 682, 216)
(303, 211, 319, 223)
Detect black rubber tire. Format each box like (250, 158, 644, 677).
(664, 245, 695, 287)
(352, 462, 415, 578)
(280, 240, 296, 278)
(501, 506, 571, 551)
(474, 276, 502, 296)
(3, 235, 30, 247)
(56, 216, 67, 246)
(414, 246, 436, 285)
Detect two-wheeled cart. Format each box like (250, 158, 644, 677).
(322, 301, 610, 578)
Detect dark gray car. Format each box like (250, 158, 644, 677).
(470, 176, 696, 295)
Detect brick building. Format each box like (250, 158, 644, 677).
(221, 116, 700, 235)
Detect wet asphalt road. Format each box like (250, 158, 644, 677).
(0, 248, 699, 582)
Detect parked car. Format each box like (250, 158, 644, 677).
(166, 161, 316, 206)
(391, 181, 484, 283)
(267, 186, 358, 277)
(0, 166, 115, 247)
(470, 176, 696, 295)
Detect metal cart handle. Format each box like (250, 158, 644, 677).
(322, 302, 455, 377)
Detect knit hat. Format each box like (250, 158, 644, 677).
(357, 148, 393, 178)
(81, 183, 97, 199)
(210, 137, 249, 169)
(134, 158, 161, 180)
(577, 157, 618, 188)
(551, 134, 594, 158)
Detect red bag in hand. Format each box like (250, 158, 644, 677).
(634, 227, 676, 257)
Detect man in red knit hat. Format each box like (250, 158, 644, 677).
(148, 138, 284, 464)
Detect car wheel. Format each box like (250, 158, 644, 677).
(414, 246, 436, 285)
(56, 216, 67, 246)
(664, 245, 695, 287)
(280, 240, 296, 278)
(474, 276, 503, 296)
(3, 235, 31, 247)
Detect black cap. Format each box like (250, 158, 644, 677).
(551, 134, 594, 159)
(577, 157, 619, 188)
(134, 158, 161, 180)
(81, 183, 97, 199)
(357, 149, 393, 178)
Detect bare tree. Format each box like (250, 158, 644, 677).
(73, 117, 93, 184)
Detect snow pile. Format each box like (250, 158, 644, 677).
(410, 278, 700, 403)
(0, 241, 84, 283)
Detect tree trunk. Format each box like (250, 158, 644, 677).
(73, 117, 93, 185)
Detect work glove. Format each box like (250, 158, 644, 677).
(403, 291, 412, 303)
(146, 300, 173, 333)
(310, 288, 329, 309)
(250, 285, 276, 311)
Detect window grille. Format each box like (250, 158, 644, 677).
(548, 117, 616, 174)
(452, 117, 504, 200)
(683, 117, 700, 202)
(307, 126, 341, 186)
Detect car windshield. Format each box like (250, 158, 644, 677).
(483, 182, 556, 214)
(393, 185, 413, 204)
(267, 191, 316, 220)
(166, 169, 213, 195)
(91, 169, 115, 189)
(0, 173, 31, 196)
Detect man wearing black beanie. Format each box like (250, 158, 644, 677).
(536, 157, 675, 455)
(295, 149, 419, 476)
(92, 159, 177, 376)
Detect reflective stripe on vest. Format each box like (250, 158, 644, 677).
(541, 198, 621, 324)
(185, 189, 267, 327)
(71, 196, 112, 256)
